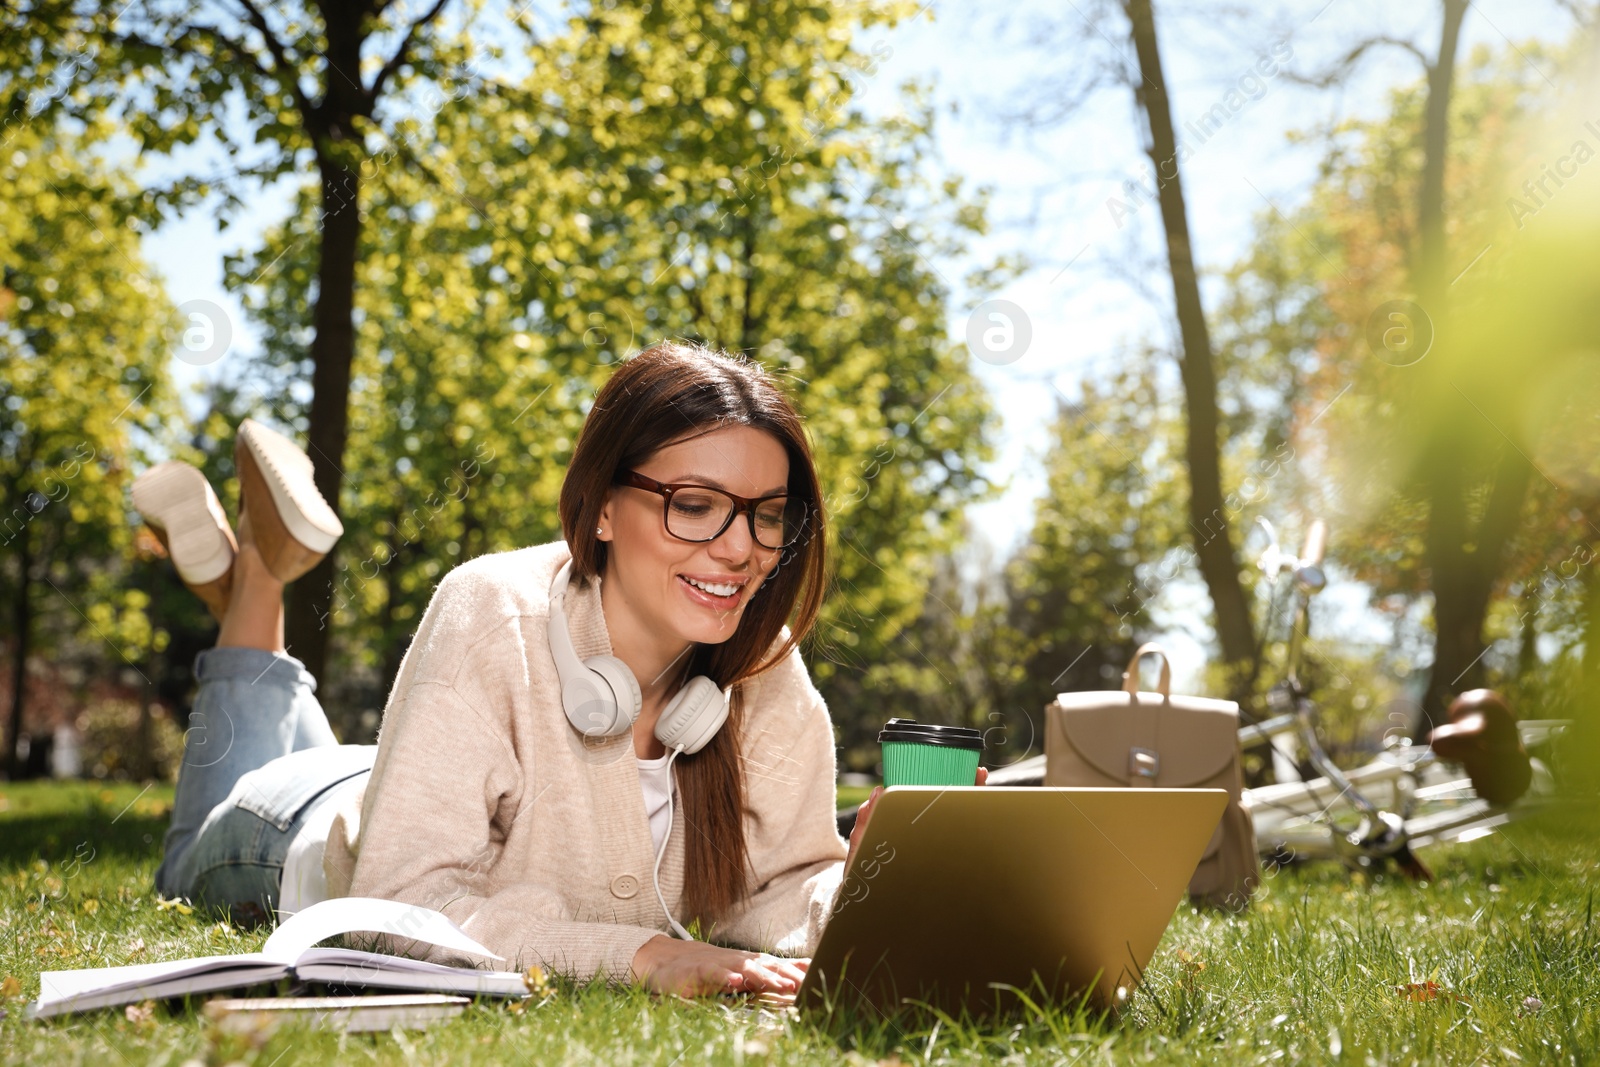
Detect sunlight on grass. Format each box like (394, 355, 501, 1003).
(836, 785, 876, 810)
(1, 779, 1594, 1065)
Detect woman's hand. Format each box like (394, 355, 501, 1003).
(845, 766, 987, 872)
(630, 934, 809, 999)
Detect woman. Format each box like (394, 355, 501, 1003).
(143, 341, 978, 1001)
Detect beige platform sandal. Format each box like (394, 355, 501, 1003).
(131, 461, 238, 621)
(235, 418, 344, 584)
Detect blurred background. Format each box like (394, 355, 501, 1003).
(2, 0, 1597, 782)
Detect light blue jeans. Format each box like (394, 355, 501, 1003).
(155, 646, 375, 926)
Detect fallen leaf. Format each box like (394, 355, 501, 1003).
(124, 1001, 154, 1026)
(1178, 950, 1206, 974)
(156, 895, 194, 916)
(1396, 981, 1470, 1004)
(0, 976, 21, 999)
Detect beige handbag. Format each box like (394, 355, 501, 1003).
(1044, 643, 1259, 909)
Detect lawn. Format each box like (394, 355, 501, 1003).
(1, 779, 1595, 1065)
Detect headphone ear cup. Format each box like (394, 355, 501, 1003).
(569, 655, 641, 738)
(656, 676, 730, 755)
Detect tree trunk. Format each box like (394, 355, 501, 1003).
(6, 522, 30, 779)
(1572, 538, 1600, 793)
(282, 3, 374, 682)
(1412, 0, 1531, 730)
(130, 547, 163, 781)
(1516, 593, 1538, 681)
(1421, 443, 1531, 724)
(1122, 0, 1257, 690)
(284, 152, 361, 683)
(1415, 0, 1468, 308)
(1585, 553, 1600, 683)
(380, 507, 408, 702)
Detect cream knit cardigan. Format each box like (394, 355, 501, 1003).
(324, 540, 849, 983)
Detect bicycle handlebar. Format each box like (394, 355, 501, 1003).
(1301, 519, 1328, 567)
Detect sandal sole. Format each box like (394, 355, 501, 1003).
(131, 462, 235, 585)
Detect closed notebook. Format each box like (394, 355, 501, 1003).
(30, 897, 529, 1019)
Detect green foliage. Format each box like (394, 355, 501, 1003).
(1002, 353, 1184, 716)
(0, 123, 180, 700)
(1215, 35, 1600, 725)
(828, 524, 1035, 771)
(0, 1, 480, 224)
(219, 0, 1003, 737)
(74, 699, 184, 782)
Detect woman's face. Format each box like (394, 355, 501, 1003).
(599, 424, 791, 647)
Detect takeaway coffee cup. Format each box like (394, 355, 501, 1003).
(877, 717, 984, 787)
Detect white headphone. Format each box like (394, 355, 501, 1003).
(548, 558, 731, 753)
(548, 555, 732, 940)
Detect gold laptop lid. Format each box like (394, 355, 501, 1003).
(798, 786, 1227, 1018)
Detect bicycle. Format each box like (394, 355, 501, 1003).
(1216, 516, 1561, 877)
(838, 518, 1567, 877)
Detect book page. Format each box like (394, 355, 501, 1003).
(32, 957, 289, 1019)
(294, 947, 505, 976)
(292, 950, 528, 997)
(261, 896, 501, 964)
(37, 955, 276, 1001)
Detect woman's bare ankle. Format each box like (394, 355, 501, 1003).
(217, 539, 287, 653)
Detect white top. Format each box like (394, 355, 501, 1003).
(637, 752, 674, 854)
(279, 775, 367, 917)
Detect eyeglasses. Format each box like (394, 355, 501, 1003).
(614, 470, 808, 550)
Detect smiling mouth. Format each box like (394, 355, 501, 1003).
(678, 574, 746, 607)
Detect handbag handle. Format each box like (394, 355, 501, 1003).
(1121, 643, 1171, 698)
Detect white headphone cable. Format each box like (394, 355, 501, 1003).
(653, 745, 694, 941)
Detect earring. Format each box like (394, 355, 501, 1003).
(595, 526, 603, 536)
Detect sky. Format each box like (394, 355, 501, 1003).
(135, 0, 1585, 690)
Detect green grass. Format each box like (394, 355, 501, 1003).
(837, 784, 875, 810)
(2, 779, 1596, 1065)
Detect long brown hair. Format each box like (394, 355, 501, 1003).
(558, 341, 829, 923)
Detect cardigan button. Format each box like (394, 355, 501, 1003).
(610, 873, 640, 899)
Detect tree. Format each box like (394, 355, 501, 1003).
(218, 0, 1005, 741)
(1003, 353, 1183, 722)
(1290, 0, 1510, 729)
(3, 0, 477, 682)
(827, 526, 1034, 772)
(1232, 26, 1595, 729)
(1406, 2, 1533, 729)
(0, 124, 178, 776)
(995, 0, 1259, 696)
(1119, 0, 1258, 695)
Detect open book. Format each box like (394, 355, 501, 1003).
(30, 897, 530, 1019)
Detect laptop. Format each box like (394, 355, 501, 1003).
(796, 786, 1228, 1018)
